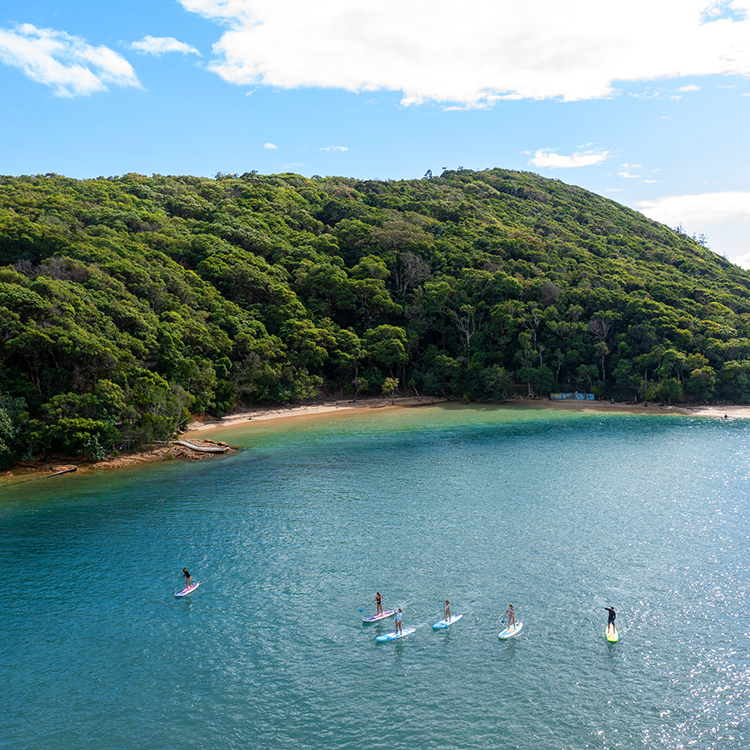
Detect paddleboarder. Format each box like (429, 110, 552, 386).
(181, 568, 192, 588)
(444, 600, 451, 620)
(395, 607, 403, 635)
(373, 592, 384, 616)
(605, 606, 616, 634)
(504, 604, 516, 629)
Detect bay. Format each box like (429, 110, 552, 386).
(1, 404, 749, 749)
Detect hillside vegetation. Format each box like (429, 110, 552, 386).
(1, 168, 749, 465)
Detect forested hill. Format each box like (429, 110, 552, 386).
(1, 168, 749, 464)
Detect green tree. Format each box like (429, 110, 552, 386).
(382, 377, 399, 404)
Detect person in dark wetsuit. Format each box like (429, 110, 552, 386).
(373, 592, 383, 616)
(605, 606, 616, 634)
(182, 568, 192, 589)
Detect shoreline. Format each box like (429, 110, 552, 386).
(186, 396, 750, 435)
(1, 437, 239, 486)
(185, 395, 451, 431)
(2, 397, 747, 485)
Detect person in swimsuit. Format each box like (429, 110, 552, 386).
(444, 600, 451, 620)
(182, 568, 191, 589)
(504, 604, 515, 629)
(373, 592, 383, 616)
(605, 606, 616, 634)
(395, 608, 403, 635)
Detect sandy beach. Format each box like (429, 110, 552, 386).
(185, 396, 750, 436)
(185, 395, 450, 432)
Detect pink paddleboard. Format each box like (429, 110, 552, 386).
(363, 609, 396, 623)
(175, 582, 201, 597)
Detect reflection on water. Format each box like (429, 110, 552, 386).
(1, 406, 749, 749)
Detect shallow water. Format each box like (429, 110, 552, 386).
(2, 405, 749, 749)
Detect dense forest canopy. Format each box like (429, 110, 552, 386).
(1, 167, 750, 465)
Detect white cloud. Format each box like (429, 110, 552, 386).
(320, 145, 348, 152)
(636, 191, 750, 267)
(678, 84, 701, 91)
(179, 0, 750, 105)
(637, 191, 750, 225)
(0, 23, 139, 97)
(130, 36, 200, 56)
(618, 171, 640, 178)
(264, 142, 277, 149)
(529, 148, 610, 169)
(644, 179, 659, 183)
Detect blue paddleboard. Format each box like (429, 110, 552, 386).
(376, 627, 416, 642)
(433, 614, 463, 629)
(498, 621, 523, 639)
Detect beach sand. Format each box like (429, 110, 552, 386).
(185, 396, 750, 436)
(185, 395, 448, 432)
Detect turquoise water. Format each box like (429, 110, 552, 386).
(2, 405, 750, 749)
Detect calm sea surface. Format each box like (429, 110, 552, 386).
(2, 405, 749, 750)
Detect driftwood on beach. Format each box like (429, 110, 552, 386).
(174, 440, 231, 454)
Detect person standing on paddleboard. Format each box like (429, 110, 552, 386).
(373, 592, 384, 616)
(182, 568, 191, 588)
(444, 600, 451, 620)
(605, 606, 616, 632)
(395, 608, 403, 635)
(504, 604, 515, 629)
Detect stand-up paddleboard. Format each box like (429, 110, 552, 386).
(175, 582, 200, 597)
(363, 609, 396, 624)
(433, 614, 463, 629)
(376, 627, 416, 642)
(498, 621, 523, 639)
(606, 625, 619, 643)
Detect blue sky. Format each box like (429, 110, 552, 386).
(2, 0, 750, 265)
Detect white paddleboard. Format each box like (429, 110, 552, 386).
(363, 609, 396, 623)
(433, 614, 463, 629)
(175, 582, 200, 597)
(376, 627, 416, 642)
(498, 621, 523, 639)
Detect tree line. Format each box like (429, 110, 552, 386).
(1, 167, 750, 466)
